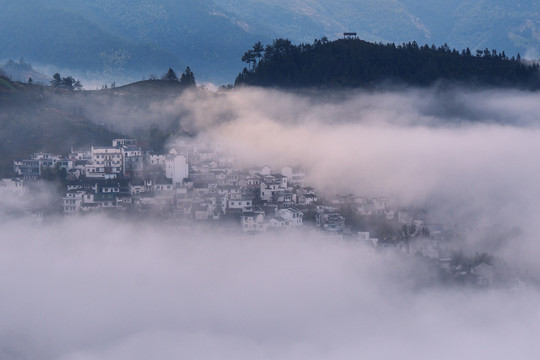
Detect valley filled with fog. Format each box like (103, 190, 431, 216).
(1, 217, 540, 359)
(3, 85, 540, 359)
(162, 86, 540, 273)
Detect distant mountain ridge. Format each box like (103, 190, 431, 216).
(0, 59, 51, 84)
(1, 0, 539, 84)
(0, 0, 266, 83)
(215, 0, 540, 58)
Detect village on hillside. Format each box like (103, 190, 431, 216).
(1, 138, 523, 288)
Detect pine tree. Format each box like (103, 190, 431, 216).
(180, 66, 196, 86)
(162, 67, 178, 81)
(241, 50, 256, 70)
(50, 73, 82, 90)
(252, 41, 264, 66)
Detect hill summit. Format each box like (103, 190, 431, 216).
(235, 38, 540, 89)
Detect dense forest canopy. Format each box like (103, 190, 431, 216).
(235, 38, 540, 89)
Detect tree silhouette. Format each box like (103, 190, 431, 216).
(51, 73, 83, 90)
(162, 67, 178, 81)
(235, 37, 540, 89)
(180, 66, 196, 86)
(242, 50, 256, 70)
(51, 73, 62, 88)
(252, 41, 264, 66)
(62, 76, 75, 90)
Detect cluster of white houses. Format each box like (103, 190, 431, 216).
(10, 140, 437, 238)
(14, 139, 188, 183)
(13, 139, 368, 234)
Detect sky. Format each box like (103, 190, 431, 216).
(3, 84, 540, 359)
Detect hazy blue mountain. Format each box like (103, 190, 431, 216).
(213, 0, 430, 44)
(0, 1, 181, 82)
(0, 0, 266, 84)
(1, 0, 539, 84)
(0, 59, 51, 85)
(215, 0, 540, 57)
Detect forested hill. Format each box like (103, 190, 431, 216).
(235, 38, 540, 89)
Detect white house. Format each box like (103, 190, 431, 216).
(298, 193, 317, 205)
(14, 153, 73, 179)
(165, 150, 188, 186)
(129, 180, 148, 195)
(227, 198, 253, 212)
(259, 175, 287, 202)
(147, 154, 167, 168)
(275, 208, 303, 226)
(274, 191, 295, 207)
(241, 212, 267, 232)
(0, 178, 25, 196)
(63, 190, 84, 215)
(85, 146, 123, 179)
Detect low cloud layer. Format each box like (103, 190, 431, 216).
(4, 85, 540, 358)
(1, 217, 540, 360)
(152, 86, 540, 271)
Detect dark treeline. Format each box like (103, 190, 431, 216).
(235, 38, 540, 89)
(161, 66, 196, 86)
(51, 73, 83, 91)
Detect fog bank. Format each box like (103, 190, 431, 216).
(1, 216, 539, 360)
(4, 85, 540, 358)
(155, 87, 540, 271)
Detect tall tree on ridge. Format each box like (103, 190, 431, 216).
(180, 66, 196, 86)
(242, 50, 256, 70)
(163, 67, 178, 81)
(252, 41, 264, 65)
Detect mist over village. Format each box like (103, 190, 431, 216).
(3, 1, 540, 359)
